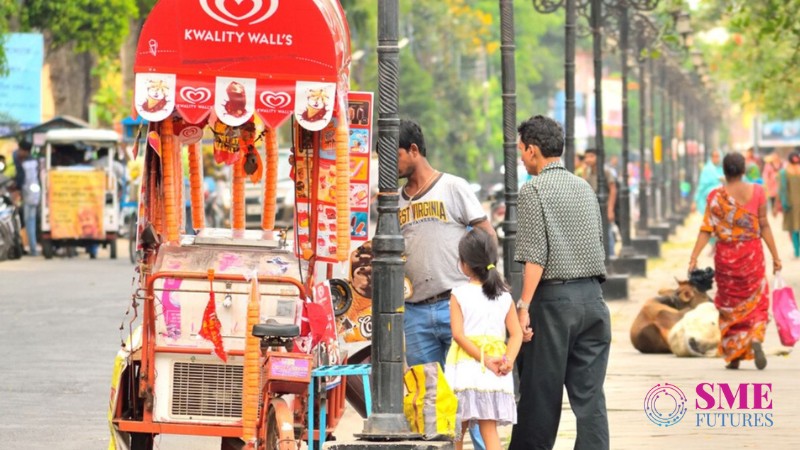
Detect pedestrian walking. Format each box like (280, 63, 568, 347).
(398, 119, 495, 450)
(779, 150, 800, 258)
(689, 152, 781, 370)
(582, 148, 618, 256)
(762, 153, 783, 214)
(16, 141, 41, 257)
(509, 115, 611, 450)
(445, 228, 522, 450)
(694, 149, 724, 216)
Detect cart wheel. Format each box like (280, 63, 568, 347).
(130, 432, 154, 450)
(41, 239, 54, 259)
(10, 216, 23, 259)
(329, 279, 352, 317)
(266, 400, 295, 450)
(110, 239, 118, 259)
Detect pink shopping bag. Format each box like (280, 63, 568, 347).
(772, 273, 800, 347)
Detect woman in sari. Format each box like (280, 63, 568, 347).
(689, 153, 781, 370)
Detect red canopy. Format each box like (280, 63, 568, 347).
(133, 0, 350, 130)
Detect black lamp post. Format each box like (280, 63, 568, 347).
(614, 1, 659, 264)
(532, 0, 577, 173)
(659, 57, 669, 221)
(499, 0, 522, 297)
(633, 13, 657, 233)
(360, 0, 418, 439)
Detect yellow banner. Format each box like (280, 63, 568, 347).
(48, 170, 106, 240)
(653, 135, 663, 164)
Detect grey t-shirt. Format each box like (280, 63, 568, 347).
(399, 173, 487, 303)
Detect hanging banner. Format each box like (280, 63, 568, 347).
(294, 81, 337, 131)
(256, 82, 296, 128)
(346, 92, 373, 242)
(175, 77, 214, 124)
(214, 77, 257, 126)
(134, 73, 176, 122)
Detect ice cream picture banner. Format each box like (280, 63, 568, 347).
(135, 73, 176, 122)
(132, 0, 350, 130)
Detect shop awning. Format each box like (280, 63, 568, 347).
(133, 0, 350, 131)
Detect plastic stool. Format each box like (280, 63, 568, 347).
(308, 364, 371, 450)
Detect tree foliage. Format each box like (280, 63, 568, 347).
(344, 0, 564, 181)
(702, 0, 800, 118)
(20, 0, 139, 57)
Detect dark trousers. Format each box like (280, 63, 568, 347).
(509, 278, 611, 450)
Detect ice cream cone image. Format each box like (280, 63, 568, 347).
(142, 79, 169, 113)
(301, 88, 329, 122)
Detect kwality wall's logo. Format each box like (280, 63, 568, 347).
(645, 382, 774, 428)
(200, 0, 279, 27)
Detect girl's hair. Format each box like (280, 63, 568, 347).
(789, 151, 800, 165)
(458, 228, 509, 300)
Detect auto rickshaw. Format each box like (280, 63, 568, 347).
(38, 128, 122, 259)
(108, 1, 374, 449)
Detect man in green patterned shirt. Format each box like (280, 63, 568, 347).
(509, 115, 611, 450)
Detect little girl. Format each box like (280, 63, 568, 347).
(445, 228, 522, 450)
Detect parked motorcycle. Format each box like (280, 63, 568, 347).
(0, 169, 24, 261)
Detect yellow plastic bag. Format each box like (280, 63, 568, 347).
(403, 362, 458, 440)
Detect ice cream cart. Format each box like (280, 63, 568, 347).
(107, 1, 375, 449)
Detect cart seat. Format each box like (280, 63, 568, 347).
(252, 320, 300, 339)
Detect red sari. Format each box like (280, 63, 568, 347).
(701, 186, 769, 363)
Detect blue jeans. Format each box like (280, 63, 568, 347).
(404, 300, 486, 450)
(23, 204, 38, 256)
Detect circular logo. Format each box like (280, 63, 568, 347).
(644, 383, 687, 427)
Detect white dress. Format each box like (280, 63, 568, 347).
(444, 283, 517, 426)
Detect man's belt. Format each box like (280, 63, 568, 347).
(407, 290, 452, 305)
(539, 276, 601, 286)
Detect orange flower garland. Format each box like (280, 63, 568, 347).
(188, 142, 205, 230)
(160, 119, 179, 243)
(262, 126, 278, 230)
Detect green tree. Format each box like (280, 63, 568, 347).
(700, 0, 800, 118)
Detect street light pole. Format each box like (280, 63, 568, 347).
(683, 86, 692, 211)
(565, 0, 576, 172)
(617, 6, 633, 252)
(636, 36, 648, 232)
(499, 0, 522, 298)
(361, 0, 416, 438)
(648, 56, 658, 223)
(532, 0, 576, 173)
(590, 0, 610, 262)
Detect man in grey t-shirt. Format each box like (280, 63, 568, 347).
(397, 119, 494, 367)
(398, 119, 495, 450)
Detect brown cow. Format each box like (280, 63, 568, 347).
(630, 280, 711, 354)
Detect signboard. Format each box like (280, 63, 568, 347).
(346, 92, 373, 243)
(759, 119, 800, 148)
(0, 33, 43, 127)
(48, 170, 106, 239)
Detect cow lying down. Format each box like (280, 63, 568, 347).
(630, 276, 720, 357)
